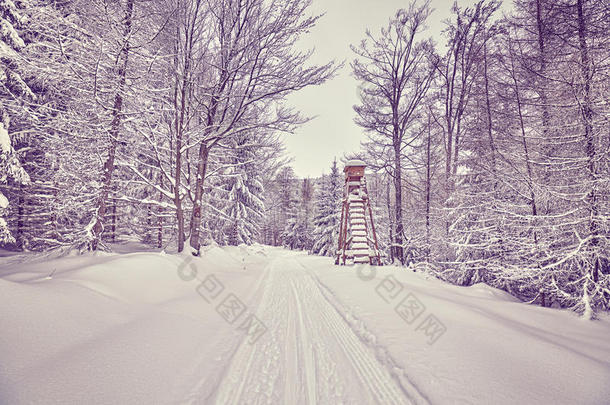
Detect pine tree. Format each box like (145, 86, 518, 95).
(0, 0, 32, 244)
(311, 159, 342, 256)
(226, 133, 265, 246)
(0, 123, 29, 243)
(283, 178, 314, 250)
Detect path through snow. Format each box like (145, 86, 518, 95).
(207, 253, 425, 405)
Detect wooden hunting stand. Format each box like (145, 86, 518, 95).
(335, 160, 381, 265)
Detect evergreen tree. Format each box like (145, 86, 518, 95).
(283, 178, 314, 250)
(311, 159, 342, 256)
(226, 132, 265, 246)
(0, 0, 32, 243)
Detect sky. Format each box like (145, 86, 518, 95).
(285, 0, 483, 178)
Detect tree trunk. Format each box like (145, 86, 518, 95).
(445, 109, 454, 193)
(386, 180, 394, 263)
(483, 42, 497, 181)
(535, 0, 553, 188)
(452, 112, 463, 176)
(173, 15, 196, 253)
(90, 0, 133, 250)
(509, 35, 539, 244)
(393, 143, 404, 265)
(189, 143, 209, 255)
(425, 115, 432, 262)
(16, 184, 24, 249)
(576, 0, 599, 283)
(187, 63, 226, 254)
(174, 123, 185, 252)
(110, 196, 117, 243)
(157, 175, 163, 249)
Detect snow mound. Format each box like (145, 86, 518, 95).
(464, 282, 521, 302)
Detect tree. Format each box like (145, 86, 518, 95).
(82, 0, 135, 250)
(429, 0, 609, 316)
(283, 178, 314, 251)
(0, 125, 29, 243)
(311, 159, 342, 256)
(225, 131, 266, 246)
(352, 1, 437, 264)
(186, 0, 337, 254)
(437, 1, 501, 186)
(434, 0, 503, 282)
(0, 0, 33, 244)
(432, 1, 502, 269)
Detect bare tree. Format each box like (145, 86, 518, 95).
(170, 0, 209, 253)
(85, 0, 135, 250)
(352, 1, 437, 264)
(436, 0, 501, 198)
(574, 0, 606, 315)
(186, 0, 337, 254)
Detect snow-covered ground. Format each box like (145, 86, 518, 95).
(1, 246, 609, 404)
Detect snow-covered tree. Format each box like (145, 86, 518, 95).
(283, 178, 314, 251)
(0, 124, 29, 243)
(422, 0, 609, 316)
(0, 0, 32, 243)
(352, 2, 437, 264)
(225, 133, 266, 246)
(311, 159, 342, 256)
(186, 0, 337, 254)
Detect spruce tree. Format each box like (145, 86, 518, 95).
(0, 0, 32, 244)
(283, 178, 314, 250)
(311, 159, 342, 256)
(226, 133, 265, 246)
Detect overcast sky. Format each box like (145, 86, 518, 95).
(285, 0, 484, 178)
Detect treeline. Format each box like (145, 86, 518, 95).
(350, 0, 608, 316)
(0, 0, 336, 253)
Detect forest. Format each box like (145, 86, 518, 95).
(0, 0, 608, 317)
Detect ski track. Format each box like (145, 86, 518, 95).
(172, 258, 277, 405)
(203, 253, 418, 405)
(301, 258, 430, 405)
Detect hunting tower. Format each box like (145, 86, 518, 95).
(336, 160, 381, 265)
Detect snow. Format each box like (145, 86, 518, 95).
(0, 191, 8, 209)
(0, 15, 25, 50)
(1, 247, 609, 404)
(0, 123, 11, 154)
(345, 159, 366, 167)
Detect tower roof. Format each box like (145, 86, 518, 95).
(344, 159, 366, 168)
